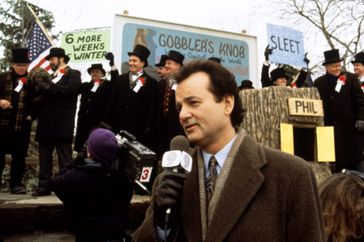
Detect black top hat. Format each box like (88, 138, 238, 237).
(208, 57, 221, 64)
(322, 49, 342, 65)
(270, 67, 289, 83)
(165, 50, 184, 65)
(87, 63, 106, 76)
(351, 52, 364, 65)
(155, 55, 167, 67)
(128, 44, 150, 67)
(11, 48, 31, 63)
(46, 47, 70, 63)
(239, 80, 253, 89)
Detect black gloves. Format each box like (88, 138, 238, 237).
(36, 80, 53, 92)
(264, 45, 273, 61)
(355, 120, 364, 131)
(105, 52, 115, 67)
(153, 171, 187, 228)
(304, 52, 310, 66)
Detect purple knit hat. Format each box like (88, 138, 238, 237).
(86, 128, 118, 163)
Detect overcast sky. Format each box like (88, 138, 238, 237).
(28, 0, 273, 33)
(26, 0, 339, 77)
(28, 0, 278, 54)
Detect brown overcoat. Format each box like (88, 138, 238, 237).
(133, 130, 325, 242)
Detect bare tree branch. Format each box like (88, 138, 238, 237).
(278, 0, 363, 71)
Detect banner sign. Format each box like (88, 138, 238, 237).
(119, 23, 251, 82)
(266, 24, 305, 68)
(61, 28, 110, 63)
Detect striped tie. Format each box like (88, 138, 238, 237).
(206, 156, 218, 204)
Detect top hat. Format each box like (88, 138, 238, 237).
(87, 63, 106, 76)
(45, 47, 70, 63)
(239, 80, 253, 89)
(270, 67, 289, 83)
(128, 44, 150, 67)
(165, 50, 184, 65)
(351, 52, 364, 65)
(155, 55, 167, 67)
(322, 49, 343, 65)
(208, 57, 221, 64)
(11, 48, 31, 63)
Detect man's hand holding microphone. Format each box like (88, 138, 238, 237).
(153, 136, 192, 238)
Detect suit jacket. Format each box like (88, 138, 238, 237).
(103, 71, 159, 152)
(314, 72, 364, 168)
(35, 67, 81, 142)
(133, 130, 325, 242)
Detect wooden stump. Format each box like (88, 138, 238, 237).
(239, 87, 331, 184)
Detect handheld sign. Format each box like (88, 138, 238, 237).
(266, 24, 306, 68)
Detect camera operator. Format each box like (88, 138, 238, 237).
(50, 128, 134, 242)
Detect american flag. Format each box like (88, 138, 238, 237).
(27, 20, 53, 73)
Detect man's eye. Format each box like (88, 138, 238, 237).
(190, 101, 199, 106)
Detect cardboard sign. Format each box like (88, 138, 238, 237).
(61, 28, 110, 63)
(266, 24, 306, 68)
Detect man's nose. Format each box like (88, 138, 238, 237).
(179, 106, 192, 120)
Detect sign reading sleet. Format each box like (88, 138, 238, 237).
(266, 24, 306, 68)
(288, 98, 324, 117)
(61, 29, 110, 63)
(121, 23, 250, 82)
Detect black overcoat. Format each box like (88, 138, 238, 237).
(103, 71, 159, 151)
(74, 80, 112, 152)
(156, 78, 184, 157)
(50, 158, 134, 239)
(35, 67, 81, 142)
(314, 72, 364, 168)
(0, 71, 34, 153)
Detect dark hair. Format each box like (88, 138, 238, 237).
(319, 173, 364, 242)
(175, 60, 245, 129)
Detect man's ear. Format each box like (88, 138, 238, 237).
(224, 94, 234, 115)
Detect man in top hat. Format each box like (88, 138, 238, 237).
(32, 47, 81, 196)
(156, 50, 186, 158)
(351, 52, 364, 93)
(155, 54, 168, 79)
(239, 80, 254, 90)
(103, 44, 159, 152)
(261, 45, 308, 87)
(74, 63, 113, 154)
(0, 48, 35, 194)
(208, 57, 221, 64)
(314, 49, 364, 172)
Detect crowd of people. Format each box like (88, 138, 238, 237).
(0, 43, 364, 241)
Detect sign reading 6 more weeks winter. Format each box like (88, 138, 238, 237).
(266, 24, 305, 68)
(61, 28, 110, 63)
(288, 98, 324, 117)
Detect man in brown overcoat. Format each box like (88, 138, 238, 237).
(133, 60, 325, 241)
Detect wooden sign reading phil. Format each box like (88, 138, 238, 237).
(288, 98, 323, 116)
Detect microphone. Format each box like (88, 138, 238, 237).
(161, 135, 192, 228)
(162, 135, 192, 174)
